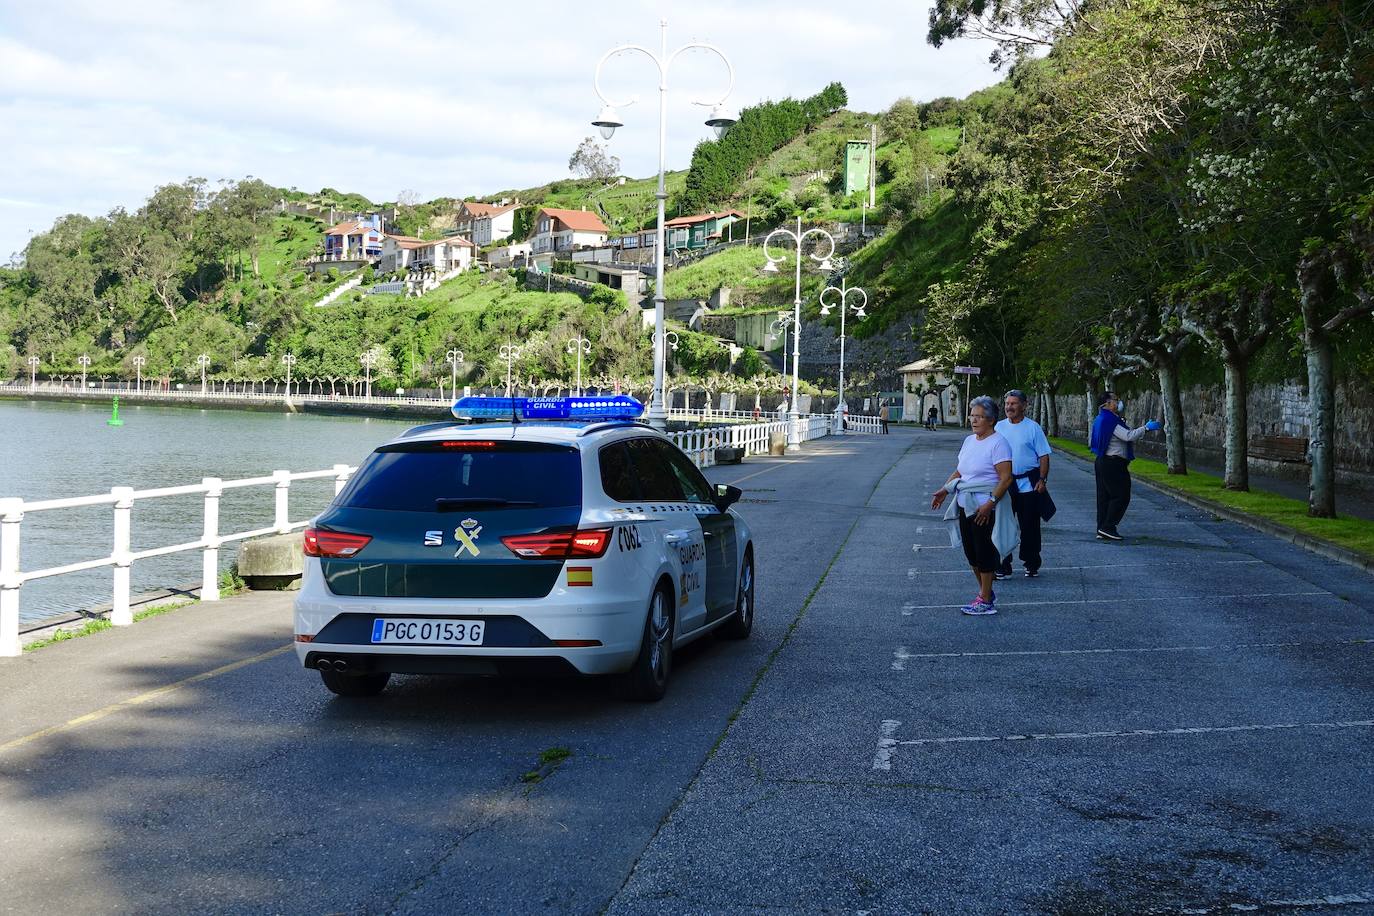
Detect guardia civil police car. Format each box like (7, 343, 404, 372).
(293, 395, 755, 701)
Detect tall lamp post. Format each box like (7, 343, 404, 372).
(499, 343, 522, 398)
(26, 356, 39, 390)
(566, 337, 592, 396)
(651, 330, 679, 412)
(769, 313, 795, 382)
(360, 347, 381, 399)
(445, 348, 464, 401)
(196, 353, 210, 395)
(78, 354, 91, 391)
(592, 20, 737, 429)
(132, 355, 146, 393)
(819, 278, 867, 435)
(281, 353, 296, 403)
(762, 217, 836, 451)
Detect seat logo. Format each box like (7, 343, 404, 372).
(453, 518, 483, 558)
(423, 530, 443, 546)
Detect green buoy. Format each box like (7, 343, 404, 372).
(107, 396, 124, 427)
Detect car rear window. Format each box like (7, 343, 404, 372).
(337, 441, 581, 512)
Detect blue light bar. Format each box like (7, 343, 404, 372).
(451, 395, 645, 422)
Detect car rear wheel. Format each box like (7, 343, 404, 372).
(621, 584, 674, 702)
(320, 668, 391, 697)
(721, 551, 754, 640)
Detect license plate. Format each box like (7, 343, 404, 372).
(370, 618, 485, 646)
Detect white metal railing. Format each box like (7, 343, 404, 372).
(0, 465, 356, 657)
(843, 414, 885, 434)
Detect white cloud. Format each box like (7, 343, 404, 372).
(0, 0, 1002, 261)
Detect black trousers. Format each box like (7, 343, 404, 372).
(1094, 455, 1132, 532)
(958, 506, 1000, 573)
(999, 487, 1042, 573)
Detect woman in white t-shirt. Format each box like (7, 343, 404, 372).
(930, 395, 1014, 615)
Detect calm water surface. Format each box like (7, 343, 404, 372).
(0, 399, 416, 622)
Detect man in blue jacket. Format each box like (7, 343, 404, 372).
(1089, 392, 1161, 541)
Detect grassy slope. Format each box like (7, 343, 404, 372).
(1052, 437, 1374, 559)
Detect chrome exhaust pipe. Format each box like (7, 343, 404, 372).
(332, 658, 349, 671)
(315, 656, 333, 670)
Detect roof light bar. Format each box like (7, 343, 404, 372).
(451, 395, 645, 422)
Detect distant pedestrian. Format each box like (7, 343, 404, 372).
(994, 389, 1052, 578)
(926, 406, 939, 430)
(1089, 392, 1161, 541)
(931, 395, 1017, 615)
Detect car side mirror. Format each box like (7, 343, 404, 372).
(714, 484, 743, 512)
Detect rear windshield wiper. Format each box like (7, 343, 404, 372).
(434, 497, 537, 511)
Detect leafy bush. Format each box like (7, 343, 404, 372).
(734, 346, 763, 376)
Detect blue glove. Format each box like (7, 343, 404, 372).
(1145, 419, 1162, 431)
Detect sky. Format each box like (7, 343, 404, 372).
(0, 0, 1002, 262)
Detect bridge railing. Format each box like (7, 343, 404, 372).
(0, 465, 357, 657)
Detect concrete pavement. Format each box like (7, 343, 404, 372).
(2, 427, 1372, 914)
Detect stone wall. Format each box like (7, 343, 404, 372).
(1050, 380, 1374, 481)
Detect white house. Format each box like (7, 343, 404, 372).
(472, 203, 518, 247)
(379, 235, 475, 274)
(484, 241, 532, 269)
(899, 358, 961, 425)
(529, 207, 609, 255)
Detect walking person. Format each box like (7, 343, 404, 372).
(1090, 391, 1161, 541)
(931, 395, 1017, 615)
(926, 405, 939, 430)
(994, 389, 1052, 578)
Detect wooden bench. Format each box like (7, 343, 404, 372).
(1249, 435, 1309, 464)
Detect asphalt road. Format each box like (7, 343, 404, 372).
(2, 427, 1372, 915)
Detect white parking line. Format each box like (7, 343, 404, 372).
(899, 590, 1330, 610)
(873, 719, 1374, 765)
(892, 638, 1373, 664)
(913, 559, 1266, 575)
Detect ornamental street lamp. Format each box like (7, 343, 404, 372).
(196, 354, 210, 395)
(360, 347, 380, 399)
(819, 278, 867, 435)
(445, 348, 464, 401)
(132, 355, 146, 392)
(593, 20, 737, 429)
(499, 343, 522, 398)
(566, 337, 592, 396)
(78, 354, 91, 391)
(762, 217, 836, 451)
(26, 356, 39, 390)
(281, 353, 297, 403)
(769, 313, 796, 387)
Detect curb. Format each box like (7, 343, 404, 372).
(1054, 448, 1374, 575)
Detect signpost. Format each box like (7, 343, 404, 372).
(954, 366, 981, 427)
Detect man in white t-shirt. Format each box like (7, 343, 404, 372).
(993, 389, 1052, 578)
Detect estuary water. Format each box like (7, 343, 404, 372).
(0, 399, 416, 623)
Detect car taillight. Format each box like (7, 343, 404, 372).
(303, 527, 372, 558)
(501, 528, 611, 559)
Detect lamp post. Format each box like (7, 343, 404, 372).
(819, 278, 867, 435)
(281, 353, 296, 403)
(360, 347, 380, 399)
(26, 356, 38, 390)
(78, 354, 91, 391)
(762, 217, 836, 451)
(499, 343, 522, 398)
(593, 20, 737, 429)
(769, 313, 796, 382)
(566, 337, 592, 395)
(445, 348, 464, 401)
(195, 353, 210, 395)
(132, 355, 145, 393)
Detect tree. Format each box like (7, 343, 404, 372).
(568, 137, 621, 182)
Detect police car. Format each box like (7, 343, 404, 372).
(293, 395, 755, 701)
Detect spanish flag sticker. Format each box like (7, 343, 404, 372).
(567, 566, 593, 587)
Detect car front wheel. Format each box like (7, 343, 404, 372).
(621, 585, 674, 701)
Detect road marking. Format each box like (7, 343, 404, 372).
(721, 460, 797, 485)
(1183, 890, 1374, 913)
(912, 559, 1266, 575)
(0, 644, 293, 754)
(874, 718, 1374, 763)
(898, 590, 1330, 610)
(892, 638, 1373, 663)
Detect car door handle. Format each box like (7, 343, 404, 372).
(703, 531, 716, 538)
(664, 532, 689, 544)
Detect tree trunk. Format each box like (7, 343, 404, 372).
(1047, 384, 1060, 438)
(1305, 335, 1336, 517)
(1222, 357, 1249, 491)
(1157, 359, 1187, 475)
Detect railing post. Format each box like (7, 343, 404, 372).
(0, 498, 24, 657)
(110, 486, 135, 626)
(333, 464, 351, 495)
(273, 470, 291, 533)
(202, 478, 222, 602)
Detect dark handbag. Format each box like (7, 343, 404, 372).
(1038, 488, 1057, 522)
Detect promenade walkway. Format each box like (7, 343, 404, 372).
(2, 429, 1371, 914)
